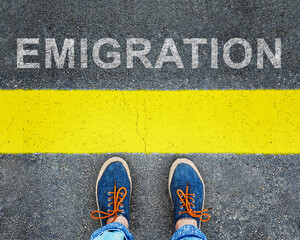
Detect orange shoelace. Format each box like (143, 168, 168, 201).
(91, 180, 127, 223)
(177, 182, 212, 222)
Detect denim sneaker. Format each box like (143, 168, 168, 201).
(169, 158, 211, 228)
(91, 157, 132, 227)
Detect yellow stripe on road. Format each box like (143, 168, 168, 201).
(0, 90, 299, 154)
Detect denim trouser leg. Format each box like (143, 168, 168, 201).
(90, 222, 134, 240)
(91, 223, 206, 240)
(171, 224, 207, 240)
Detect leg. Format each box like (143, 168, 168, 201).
(90, 157, 134, 240)
(169, 158, 212, 240)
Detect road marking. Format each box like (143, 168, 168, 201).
(0, 89, 299, 154)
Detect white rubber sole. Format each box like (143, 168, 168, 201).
(95, 157, 132, 227)
(168, 158, 206, 228)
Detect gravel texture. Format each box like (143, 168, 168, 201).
(0, 0, 299, 90)
(1, 154, 299, 240)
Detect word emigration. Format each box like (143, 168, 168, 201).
(17, 38, 281, 69)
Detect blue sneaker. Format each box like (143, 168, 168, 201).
(91, 157, 132, 227)
(169, 158, 211, 228)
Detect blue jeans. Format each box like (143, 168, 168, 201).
(90, 222, 207, 240)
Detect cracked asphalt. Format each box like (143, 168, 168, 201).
(0, 1, 299, 239)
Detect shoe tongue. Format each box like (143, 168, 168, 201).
(175, 188, 201, 227)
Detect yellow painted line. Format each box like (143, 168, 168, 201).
(0, 89, 299, 154)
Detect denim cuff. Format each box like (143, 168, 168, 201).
(90, 222, 134, 240)
(171, 224, 207, 240)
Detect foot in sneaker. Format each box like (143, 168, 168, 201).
(91, 157, 132, 228)
(169, 158, 211, 230)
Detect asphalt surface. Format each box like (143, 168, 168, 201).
(1, 154, 300, 240)
(0, 0, 299, 90)
(0, 0, 299, 240)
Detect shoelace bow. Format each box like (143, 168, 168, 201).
(177, 182, 212, 222)
(91, 180, 127, 223)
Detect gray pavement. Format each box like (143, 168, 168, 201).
(0, 0, 300, 239)
(0, 0, 299, 90)
(1, 154, 299, 239)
